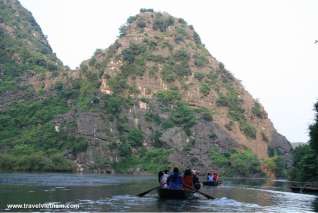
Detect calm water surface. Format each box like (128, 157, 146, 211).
(0, 173, 317, 212)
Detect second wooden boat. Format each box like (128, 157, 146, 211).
(202, 181, 221, 186)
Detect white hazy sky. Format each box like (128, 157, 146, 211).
(19, 0, 318, 143)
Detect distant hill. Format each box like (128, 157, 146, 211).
(0, 0, 63, 94)
(0, 3, 292, 177)
(291, 142, 306, 149)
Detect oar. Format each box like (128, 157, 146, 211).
(193, 189, 215, 199)
(137, 186, 160, 197)
(184, 185, 215, 199)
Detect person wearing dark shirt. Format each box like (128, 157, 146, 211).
(167, 167, 183, 190)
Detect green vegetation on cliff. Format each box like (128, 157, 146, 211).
(0, 90, 87, 171)
(210, 147, 263, 177)
(113, 148, 171, 173)
(217, 86, 257, 139)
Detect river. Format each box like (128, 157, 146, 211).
(0, 173, 317, 212)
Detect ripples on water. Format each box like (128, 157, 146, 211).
(0, 173, 317, 212)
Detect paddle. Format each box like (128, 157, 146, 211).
(184, 185, 215, 199)
(137, 186, 160, 197)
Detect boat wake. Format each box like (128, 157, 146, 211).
(191, 197, 262, 212)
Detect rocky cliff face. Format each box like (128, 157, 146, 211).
(70, 10, 292, 175)
(0, 4, 292, 176)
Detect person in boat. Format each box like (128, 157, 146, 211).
(158, 171, 164, 184)
(167, 167, 183, 190)
(182, 169, 193, 190)
(192, 169, 201, 190)
(213, 172, 219, 183)
(207, 172, 213, 183)
(160, 169, 169, 188)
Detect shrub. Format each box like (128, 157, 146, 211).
(175, 27, 187, 43)
(108, 74, 128, 93)
(127, 128, 144, 147)
(151, 131, 163, 147)
(104, 95, 125, 115)
(122, 43, 147, 64)
(153, 14, 175, 32)
(127, 16, 137, 24)
(156, 90, 181, 105)
(216, 95, 228, 107)
(140, 8, 154, 13)
(137, 18, 146, 29)
(198, 108, 213, 121)
(161, 119, 175, 129)
(113, 148, 170, 173)
(193, 31, 202, 45)
(0, 149, 76, 172)
(148, 66, 158, 77)
(219, 62, 225, 70)
(144, 112, 161, 124)
(171, 103, 196, 128)
(194, 72, 205, 81)
(161, 65, 177, 82)
(174, 49, 189, 62)
(240, 121, 257, 139)
(88, 57, 97, 66)
(118, 142, 132, 157)
(175, 34, 184, 44)
(194, 54, 208, 67)
(252, 102, 265, 119)
(175, 63, 191, 77)
(264, 156, 287, 178)
(210, 147, 262, 177)
(143, 38, 157, 50)
(178, 18, 187, 25)
(70, 138, 88, 153)
(119, 25, 128, 37)
(200, 83, 210, 96)
(121, 62, 145, 76)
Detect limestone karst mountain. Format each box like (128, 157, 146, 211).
(0, 3, 292, 177)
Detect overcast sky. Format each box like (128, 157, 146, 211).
(20, 0, 318, 143)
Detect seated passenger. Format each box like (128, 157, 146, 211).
(160, 170, 169, 188)
(167, 167, 183, 190)
(182, 169, 193, 190)
(213, 172, 219, 183)
(207, 172, 213, 182)
(192, 170, 201, 190)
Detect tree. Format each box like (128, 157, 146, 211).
(289, 144, 318, 182)
(309, 101, 318, 153)
(289, 100, 318, 182)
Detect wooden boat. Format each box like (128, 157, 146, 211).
(158, 188, 194, 199)
(202, 181, 221, 186)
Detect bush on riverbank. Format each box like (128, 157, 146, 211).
(113, 148, 171, 173)
(0, 152, 74, 172)
(210, 147, 264, 177)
